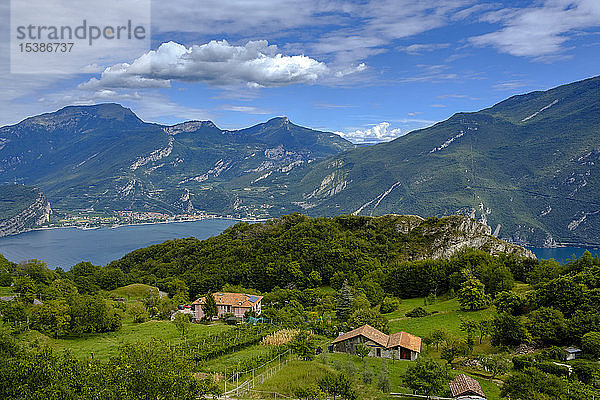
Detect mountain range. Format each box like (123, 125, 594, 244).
(1, 76, 599, 246)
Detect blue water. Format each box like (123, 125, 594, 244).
(0, 218, 596, 269)
(527, 247, 600, 263)
(0, 219, 235, 269)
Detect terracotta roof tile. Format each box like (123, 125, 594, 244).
(192, 293, 263, 308)
(332, 324, 421, 353)
(449, 374, 486, 398)
(387, 331, 422, 353)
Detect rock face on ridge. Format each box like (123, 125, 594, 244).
(0, 185, 52, 237)
(395, 214, 536, 260)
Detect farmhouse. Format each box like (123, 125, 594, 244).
(331, 324, 421, 360)
(191, 292, 263, 321)
(449, 374, 486, 399)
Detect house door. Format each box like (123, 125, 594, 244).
(400, 347, 411, 360)
(376, 348, 381, 357)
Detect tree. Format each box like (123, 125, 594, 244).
(380, 297, 401, 314)
(457, 277, 490, 311)
(494, 290, 526, 315)
(202, 293, 218, 320)
(571, 360, 600, 385)
(295, 385, 325, 400)
(501, 367, 566, 400)
(31, 300, 71, 338)
(377, 362, 391, 393)
(459, 318, 479, 347)
(403, 357, 449, 396)
(581, 331, 600, 359)
(361, 364, 373, 383)
(128, 301, 148, 323)
(318, 372, 356, 400)
(352, 293, 371, 310)
(355, 343, 370, 360)
(477, 319, 492, 344)
(290, 331, 315, 361)
(527, 307, 567, 345)
(347, 308, 389, 333)
(335, 281, 353, 322)
(441, 337, 470, 364)
(429, 328, 448, 351)
(172, 312, 191, 338)
(479, 354, 510, 379)
(307, 270, 322, 288)
(12, 274, 37, 303)
(0, 271, 12, 287)
(491, 313, 530, 347)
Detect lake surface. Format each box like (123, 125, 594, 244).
(527, 246, 600, 263)
(0, 219, 236, 269)
(0, 218, 597, 269)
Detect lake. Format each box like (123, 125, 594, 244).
(527, 246, 600, 263)
(0, 219, 597, 269)
(0, 219, 236, 269)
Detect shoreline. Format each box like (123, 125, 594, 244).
(2, 218, 600, 250)
(3, 215, 270, 238)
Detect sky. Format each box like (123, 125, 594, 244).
(1, 0, 599, 143)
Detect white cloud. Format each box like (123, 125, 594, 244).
(471, 0, 600, 58)
(79, 40, 356, 90)
(398, 43, 450, 55)
(221, 105, 270, 114)
(151, 0, 478, 65)
(335, 122, 403, 143)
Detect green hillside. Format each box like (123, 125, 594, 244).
(0, 185, 42, 221)
(0, 105, 353, 217)
(268, 76, 600, 246)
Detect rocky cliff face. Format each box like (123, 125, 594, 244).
(394, 214, 536, 260)
(0, 189, 52, 237)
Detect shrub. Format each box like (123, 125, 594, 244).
(512, 355, 536, 371)
(128, 302, 148, 323)
(380, 297, 401, 314)
(406, 307, 429, 318)
(538, 346, 566, 362)
(537, 361, 569, 377)
(581, 331, 600, 359)
(571, 360, 600, 385)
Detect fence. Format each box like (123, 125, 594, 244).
(221, 349, 294, 398)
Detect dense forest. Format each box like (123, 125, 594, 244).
(1, 213, 600, 399)
(107, 213, 532, 296)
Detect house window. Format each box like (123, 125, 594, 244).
(376, 348, 381, 357)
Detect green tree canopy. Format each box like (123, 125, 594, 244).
(457, 276, 491, 311)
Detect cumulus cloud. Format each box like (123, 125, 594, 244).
(335, 122, 403, 144)
(471, 0, 600, 58)
(79, 40, 362, 90)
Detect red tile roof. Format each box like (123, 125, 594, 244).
(331, 324, 421, 353)
(449, 374, 486, 398)
(387, 331, 422, 353)
(192, 292, 263, 308)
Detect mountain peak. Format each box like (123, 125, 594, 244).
(164, 120, 220, 135)
(266, 116, 290, 126)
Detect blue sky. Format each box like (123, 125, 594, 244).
(1, 0, 599, 143)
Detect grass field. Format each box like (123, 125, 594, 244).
(0, 286, 14, 296)
(108, 283, 160, 300)
(203, 343, 278, 374)
(251, 351, 502, 400)
(18, 320, 232, 360)
(385, 296, 496, 338)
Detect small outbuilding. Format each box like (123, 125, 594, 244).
(331, 324, 421, 360)
(449, 374, 486, 400)
(564, 347, 583, 361)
